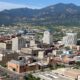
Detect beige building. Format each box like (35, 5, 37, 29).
(42, 30, 53, 44)
(70, 45, 80, 51)
(21, 48, 32, 54)
(0, 40, 12, 50)
(30, 39, 37, 47)
(20, 47, 43, 56)
(0, 43, 6, 49)
(38, 51, 45, 59)
(12, 37, 26, 51)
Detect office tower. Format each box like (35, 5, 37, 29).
(42, 30, 53, 44)
(63, 33, 77, 46)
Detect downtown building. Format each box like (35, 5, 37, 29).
(63, 33, 77, 46)
(12, 36, 26, 52)
(42, 30, 53, 44)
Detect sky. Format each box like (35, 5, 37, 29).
(0, 0, 80, 11)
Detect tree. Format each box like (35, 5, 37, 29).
(24, 74, 40, 80)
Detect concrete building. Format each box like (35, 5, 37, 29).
(38, 51, 45, 59)
(7, 60, 27, 73)
(0, 49, 19, 65)
(12, 37, 26, 51)
(0, 40, 12, 50)
(30, 39, 37, 47)
(63, 33, 77, 46)
(70, 45, 80, 51)
(0, 43, 6, 49)
(21, 48, 32, 54)
(22, 33, 35, 41)
(42, 30, 53, 44)
(7, 59, 39, 73)
(7, 59, 50, 73)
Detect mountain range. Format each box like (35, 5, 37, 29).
(0, 3, 80, 26)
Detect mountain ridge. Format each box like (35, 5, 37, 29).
(0, 3, 80, 26)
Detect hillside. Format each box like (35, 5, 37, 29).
(0, 3, 80, 26)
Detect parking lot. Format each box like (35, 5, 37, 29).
(33, 71, 72, 80)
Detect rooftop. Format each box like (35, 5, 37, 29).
(8, 60, 26, 66)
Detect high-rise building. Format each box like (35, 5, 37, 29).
(12, 37, 26, 51)
(63, 33, 77, 46)
(42, 30, 53, 44)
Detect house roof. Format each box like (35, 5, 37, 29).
(8, 60, 26, 66)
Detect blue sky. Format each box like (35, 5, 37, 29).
(0, 0, 80, 11)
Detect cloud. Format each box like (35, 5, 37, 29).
(0, 2, 28, 11)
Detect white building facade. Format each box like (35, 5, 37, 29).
(12, 37, 26, 51)
(63, 33, 77, 46)
(42, 30, 53, 44)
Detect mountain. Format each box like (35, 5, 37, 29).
(0, 3, 80, 26)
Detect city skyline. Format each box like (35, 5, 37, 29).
(0, 0, 80, 11)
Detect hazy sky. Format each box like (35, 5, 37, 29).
(0, 0, 80, 11)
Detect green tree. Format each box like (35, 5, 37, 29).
(24, 74, 40, 80)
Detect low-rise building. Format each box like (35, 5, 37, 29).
(0, 49, 19, 65)
(7, 60, 27, 73)
(7, 60, 39, 73)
